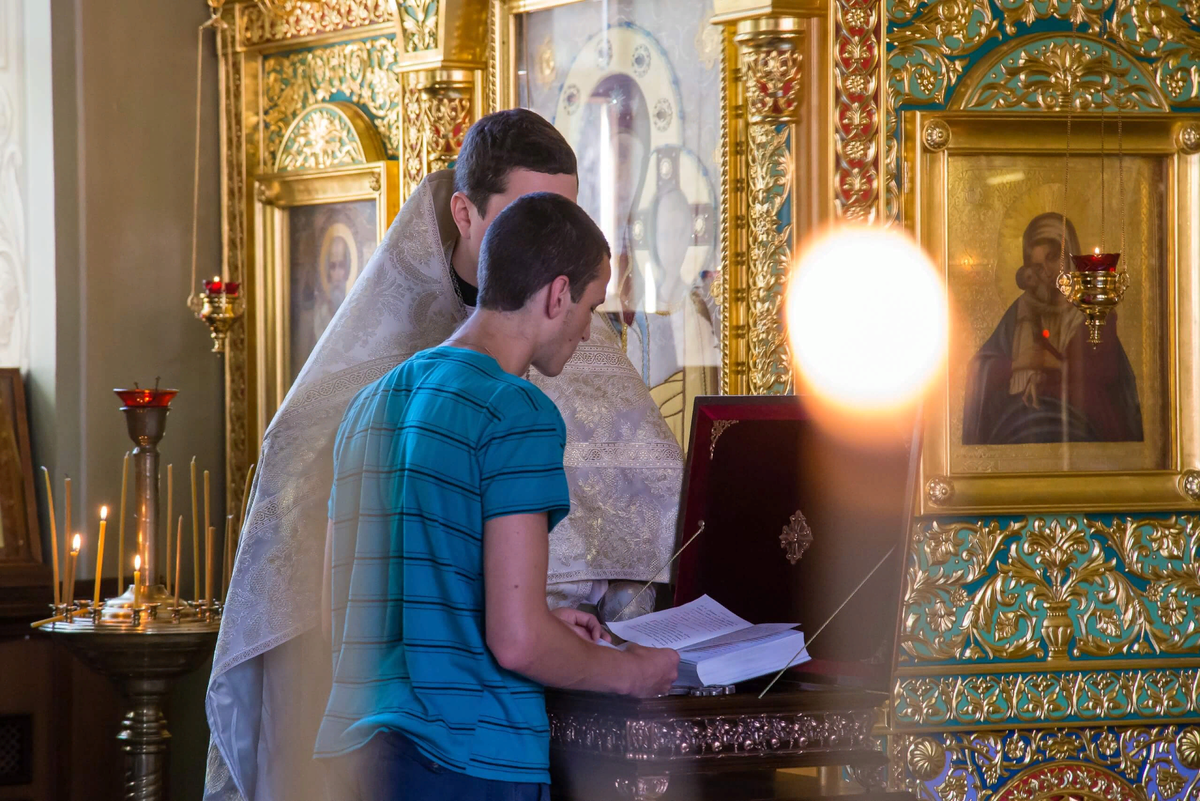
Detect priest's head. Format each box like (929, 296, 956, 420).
(451, 109, 579, 271)
(476, 192, 611, 377)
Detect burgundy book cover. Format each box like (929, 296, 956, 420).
(672, 395, 921, 691)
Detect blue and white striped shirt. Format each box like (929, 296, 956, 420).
(315, 346, 570, 783)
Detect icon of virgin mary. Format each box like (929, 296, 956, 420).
(962, 212, 1143, 445)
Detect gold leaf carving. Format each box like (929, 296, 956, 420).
(398, 0, 438, 53)
(1182, 467, 1200, 497)
(743, 48, 803, 122)
(399, 72, 473, 196)
(1177, 727, 1200, 769)
(241, 0, 396, 46)
(894, 727, 1193, 800)
(888, 0, 998, 107)
(992, 0, 1111, 37)
(423, 91, 471, 172)
(922, 118, 951, 151)
(263, 38, 401, 169)
(894, 668, 1200, 727)
(907, 737, 945, 780)
(745, 121, 793, 396)
(834, 0, 881, 220)
(277, 105, 367, 171)
(925, 476, 954, 505)
(963, 38, 1169, 111)
(737, 28, 801, 396)
(902, 516, 1200, 664)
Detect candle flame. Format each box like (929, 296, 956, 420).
(1094, 246, 1100, 255)
(71, 533, 81, 552)
(134, 554, 141, 570)
(100, 505, 108, 520)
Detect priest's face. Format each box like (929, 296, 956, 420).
(533, 256, 611, 378)
(456, 168, 580, 273)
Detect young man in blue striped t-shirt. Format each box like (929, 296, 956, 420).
(316, 192, 679, 800)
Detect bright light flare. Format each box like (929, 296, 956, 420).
(787, 224, 947, 413)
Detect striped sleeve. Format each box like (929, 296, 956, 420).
(478, 407, 570, 530)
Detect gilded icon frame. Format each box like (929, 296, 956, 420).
(905, 111, 1200, 515)
(251, 160, 399, 439)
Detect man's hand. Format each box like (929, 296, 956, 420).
(623, 644, 680, 697)
(550, 607, 611, 643)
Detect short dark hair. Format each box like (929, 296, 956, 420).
(477, 193, 610, 312)
(454, 109, 577, 217)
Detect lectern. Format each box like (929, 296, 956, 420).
(547, 396, 921, 800)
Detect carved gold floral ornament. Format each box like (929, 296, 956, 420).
(966, 39, 1168, 111)
(893, 668, 1200, 727)
(893, 726, 1200, 801)
(906, 737, 945, 781)
(922, 119, 951, 151)
(902, 516, 1200, 663)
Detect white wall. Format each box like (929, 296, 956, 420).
(0, 0, 28, 374)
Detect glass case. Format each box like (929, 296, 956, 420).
(515, 0, 724, 444)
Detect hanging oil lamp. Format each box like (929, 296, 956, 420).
(1055, 97, 1130, 344)
(186, 5, 244, 355)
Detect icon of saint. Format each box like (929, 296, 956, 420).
(962, 212, 1143, 445)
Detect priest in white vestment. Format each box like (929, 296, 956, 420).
(203, 110, 683, 801)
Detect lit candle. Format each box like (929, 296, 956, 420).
(63, 478, 72, 603)
(1094, 246, 1100, 255)
(118, 452, 129, 590)
(205, 525, 214, 603)
(133, 554, 142, 609)
(93, 506, 108, 606)
(191, 458, 200, 600)
(165, 464, 173, 595)
(174, 516, 183, 611)
(66, 533, 80, 605)
(40, 468, 60, 607)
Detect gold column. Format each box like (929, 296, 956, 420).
(714, 5, 808, 396)
(396, 0, 489, 198)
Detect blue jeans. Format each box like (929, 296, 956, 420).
(323, 730, 551, 801)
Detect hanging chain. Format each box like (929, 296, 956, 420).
(187, 10, 225, 313)
(1118, 109, 1125, 263)
(1099, 107, 1106, 253)
(1060, 105, 1071, 279)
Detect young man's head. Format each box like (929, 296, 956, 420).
(477, 193, 611, 377)
(451, 109, 578, 270)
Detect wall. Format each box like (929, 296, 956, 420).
(26, 0, 223, 797)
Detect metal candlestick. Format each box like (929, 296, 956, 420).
(123, 403, 165, 587)
(34, 388, 221, 801)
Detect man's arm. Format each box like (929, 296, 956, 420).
(321, 519, 333, 644)
(484, 512, 678, 697)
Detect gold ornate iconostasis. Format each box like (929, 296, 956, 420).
(215, 1, 1200, 798)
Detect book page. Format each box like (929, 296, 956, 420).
(678, 624, 800, 659)
(606, 595, 751, 650)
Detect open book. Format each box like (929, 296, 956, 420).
(605, 595, 811, 688)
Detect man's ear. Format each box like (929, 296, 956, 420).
(544, 275, 572, 320)
(450, 191, 476, 240)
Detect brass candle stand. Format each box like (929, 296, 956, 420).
(33, 389, 222, 801)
